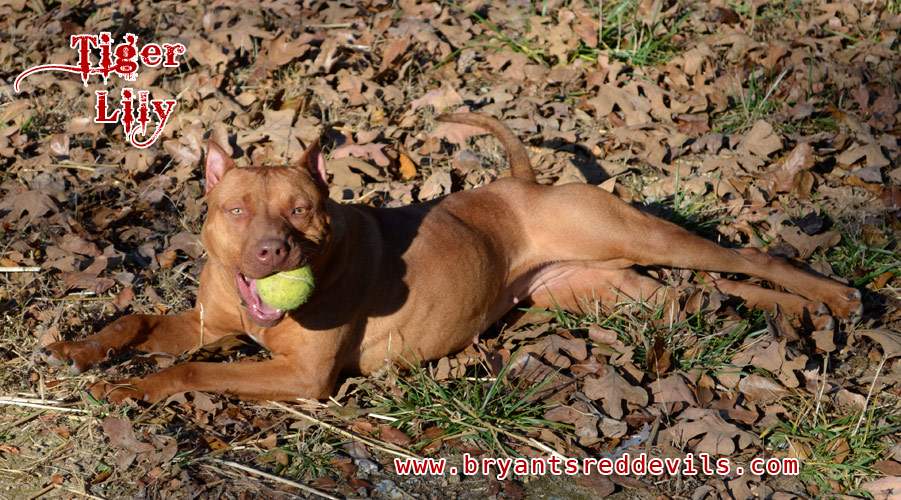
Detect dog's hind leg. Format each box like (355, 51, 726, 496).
(510, 264, 677, 326)
(525, 264, 671, 312)
(698, 273, 833, 329)
(511, 264, 833, 330)
(532, 184, 862, 319)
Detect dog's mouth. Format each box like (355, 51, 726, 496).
(235, 273, 285, 326)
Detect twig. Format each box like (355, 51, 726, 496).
(448, 397, 571, 468)
(0, 266, 40, 272)
(269, 401, 418, 460)
(307, 22, 353, 29)
(761, 67, 790, 105)
(344, 43, 371, 52)
(12, 420, 89, 473)
(27, 484, 55, 500)
(58, 486, 106, 500)
(351, 189, 380, 203)
(228, 416, 288, 449)
(0, 396, 89, 414)
(50, 161, 118, 169)
(367, 412, 398, 422)
(46, 164, 95, 172)
(852, 355, 886, 436)
(473, 419, 568, 464)
(0, 409, 45, 433)
(34, 296, 111, 303)
(206, 459, 338, 500)
(813, 355, 828, 424)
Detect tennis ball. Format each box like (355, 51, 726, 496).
(257, 266, 315, 311)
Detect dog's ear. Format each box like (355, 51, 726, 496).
(205, 140, 235, 194)
(298, 138, 328, 188)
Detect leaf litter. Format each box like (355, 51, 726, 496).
(0, 0, 898, 498)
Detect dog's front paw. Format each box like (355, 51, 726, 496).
(825, 287, 863, 321)
(89, 379, 149, 404)
(38, 340, 109, 374)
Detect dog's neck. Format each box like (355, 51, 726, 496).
(310, 199, 349, 277)
(308, 200, 386, 296)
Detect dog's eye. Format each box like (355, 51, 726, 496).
(229, 207, 244, 216)
(292, 207, 307, 216)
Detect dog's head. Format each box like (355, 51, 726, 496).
(201, 140, 331, 326)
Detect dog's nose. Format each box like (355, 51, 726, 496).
(255, 239, 289, 267)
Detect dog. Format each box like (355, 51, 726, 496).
(39, 113, 862, 403)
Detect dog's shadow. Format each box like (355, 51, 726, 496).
(539, 137, 610, 185)
(286, 201, 430, 366)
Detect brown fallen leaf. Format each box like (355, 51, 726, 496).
(263, 33, 312, 67)
(779, 227, 841, 259)
(49, 133, 69, 157)
(398, 152, 417, 180)
(543, 334, 589, 363)
(660, 408, 758, 455)
(60, 272, 115, 294)
(811, 329, 835, 353)
(583, 366, 648, 419)
(0, 444, 20, 454)
(410, 86, 463, 113)
(430, 120, 485, 145)
(544, 403, 600, 446)
(90, 468, 112, 485)
(738, 120, 783, 158)
(379, 36, 411, 73)
(738, 374, 790, 403)
(834, 389, 867, 411)
(645, 336, 672, 376)
(190, 391, 220, 413)
(767, 142, 815, 194)
(204, 435, 229, 451)
(0, 100, 31, 126)
(102, 417, 155, 454)
(587, 84, 652, 126)
(576, 470, 616, 496)
(187, 38, 230, 68)
(828, 437, 851, 464)
(857, 329, 901, 359)
(113, 286, 135, 310)
(332, 142, 391, 168)
(650, 374, 697, 405)
(379, 424, 412, 447)
(732, 338, 806, 388)
(860, 476, 901, 500)
(835, 142, 890, 169)
(873, 271, 894, 290)
(874, 461, 901, 476)
(337, 72, 366, 107)
(708, 6, 741, 24)
(0, 188, 58, 225)
(418, 170, 451, 201)
(420, 426, 446, 455)
(59, 234, 101, 257)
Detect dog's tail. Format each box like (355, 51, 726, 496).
(435, 113, 536, 183)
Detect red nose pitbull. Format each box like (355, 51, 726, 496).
(40, 113, 862, 403)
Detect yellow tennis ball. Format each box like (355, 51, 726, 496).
(257, 266, 315, 311)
